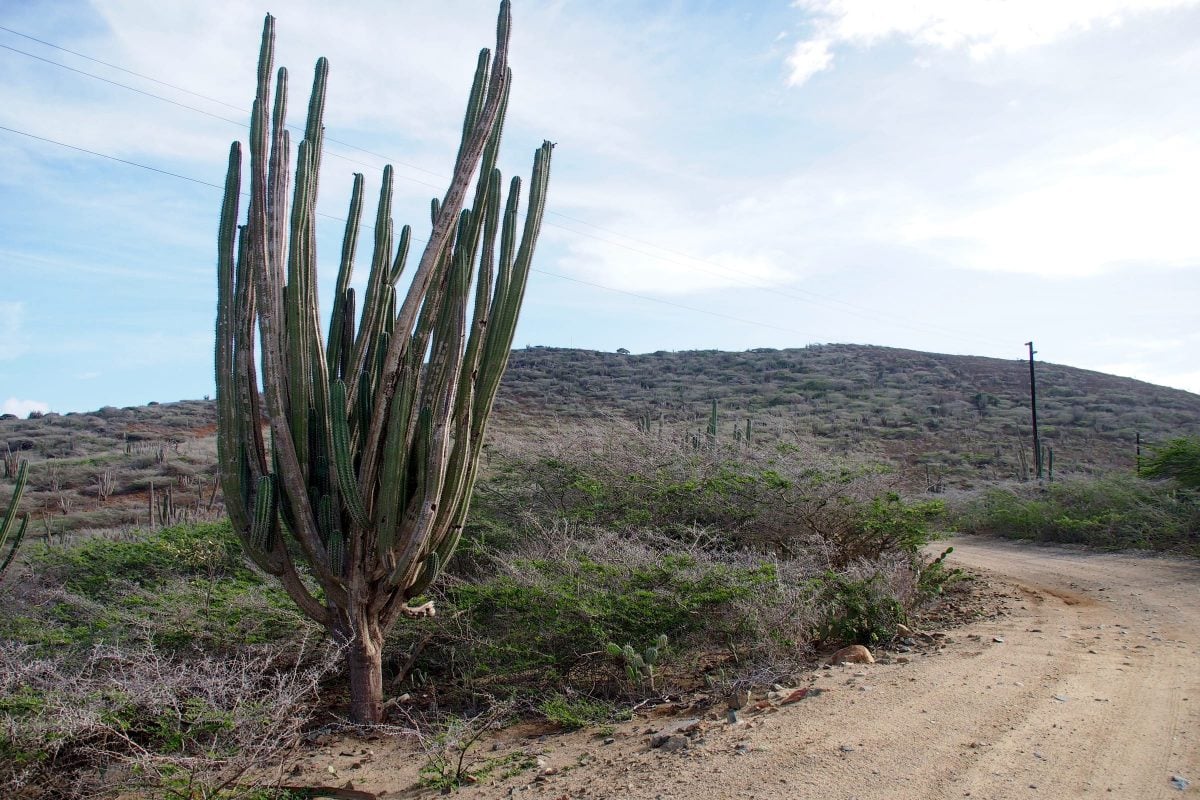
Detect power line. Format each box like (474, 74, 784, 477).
(0, 40, 443, 186)
(0, 43, 246, 127)
(0, 23, 248, 113)
(0, 23, 1011, 348)
(0, 124, 224, 189)
(0, 123, 812, 338)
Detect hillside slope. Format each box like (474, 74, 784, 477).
(3, 344, 1198, 537)
(498, 344, 1200, 481)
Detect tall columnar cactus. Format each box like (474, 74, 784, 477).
(215, 3, 551, 723)
(0, 460, 29, 580)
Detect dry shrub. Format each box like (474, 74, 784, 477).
(413, 420, 953, 701)
(0, 523, 336, 798)
(0, 635, 338, 799)
(473, 421, 936, 568)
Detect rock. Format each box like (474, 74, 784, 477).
(829, 645, 875, 665)
(896, 623, 913, 636)
(993, 637, 1005, 643)
(781, 687, 821, 705)
(728, 689, 750, 710)
(727, 710, 741, 724)
(1170, 775, 1190, 791)
(659, 717, 702, 736)
(650, 718, 701, 748)
(659, 734, 689, 752)
(839, 744, 856, 753)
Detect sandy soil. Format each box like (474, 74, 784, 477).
(292, 538, 1200, 799)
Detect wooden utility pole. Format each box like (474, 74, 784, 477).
(1025, 341, 1042, 480)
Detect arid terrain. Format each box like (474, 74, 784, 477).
(3, 347, 1197, 798)
(293, 538, 1199, 799)
(5, 344, 1200, 540)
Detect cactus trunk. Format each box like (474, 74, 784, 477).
(215, 3, 551, 723)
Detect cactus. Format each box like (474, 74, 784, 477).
(215, 3, 551, 723)
(2, 445, 17, 480)
(0, 460, 29, 580)
(606, 634, 668, 690)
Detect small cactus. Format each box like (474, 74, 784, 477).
(607, 633, 668, 690)
(1, 460, 29, 580)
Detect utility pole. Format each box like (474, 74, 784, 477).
(1025, 341, 1042, 480)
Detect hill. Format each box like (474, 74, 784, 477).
(3, 344, 1199, 538)
(498, 344, 1200, 480)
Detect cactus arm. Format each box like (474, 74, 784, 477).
(389, 224, 412, 286)
(359, 2, 513, 494)
(346, 167, 395, 404)
(244, 17, 340, 597)
(330, 380, 370, 530)
(215, 143, 249, 536)
(0, 515, 26, 579)
(0, 460, 29, 546)
(327, 173, 364, 378)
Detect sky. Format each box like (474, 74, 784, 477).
(1, 0, 1198, 415)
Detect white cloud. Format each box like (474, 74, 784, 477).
(786, 38, 834, 85)
(899, 135, 1200, 277)
(787, 0, 1200, 83)
(2, 397, 49, 417)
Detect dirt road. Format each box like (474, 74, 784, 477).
(307, 538, 1200, 799)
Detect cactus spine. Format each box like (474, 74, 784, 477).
(215, 3, 551, 723)
(0, 460, 29, 580)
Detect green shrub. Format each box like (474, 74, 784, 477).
(6, 522, 310, 653)
(435, 549, 776, 685)
(953, 475, 1200, 554)
(538, 693, 615, 730)
(814, 571, 906, 646)
(34, 521, 246, 596)
(1142, 437, 1200, 489)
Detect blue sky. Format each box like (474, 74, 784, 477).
(2, 0, 1198, 415)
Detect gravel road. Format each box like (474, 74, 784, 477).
(303, 538, 1200, 799)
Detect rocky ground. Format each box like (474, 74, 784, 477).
(275, 538, 1200, 799)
